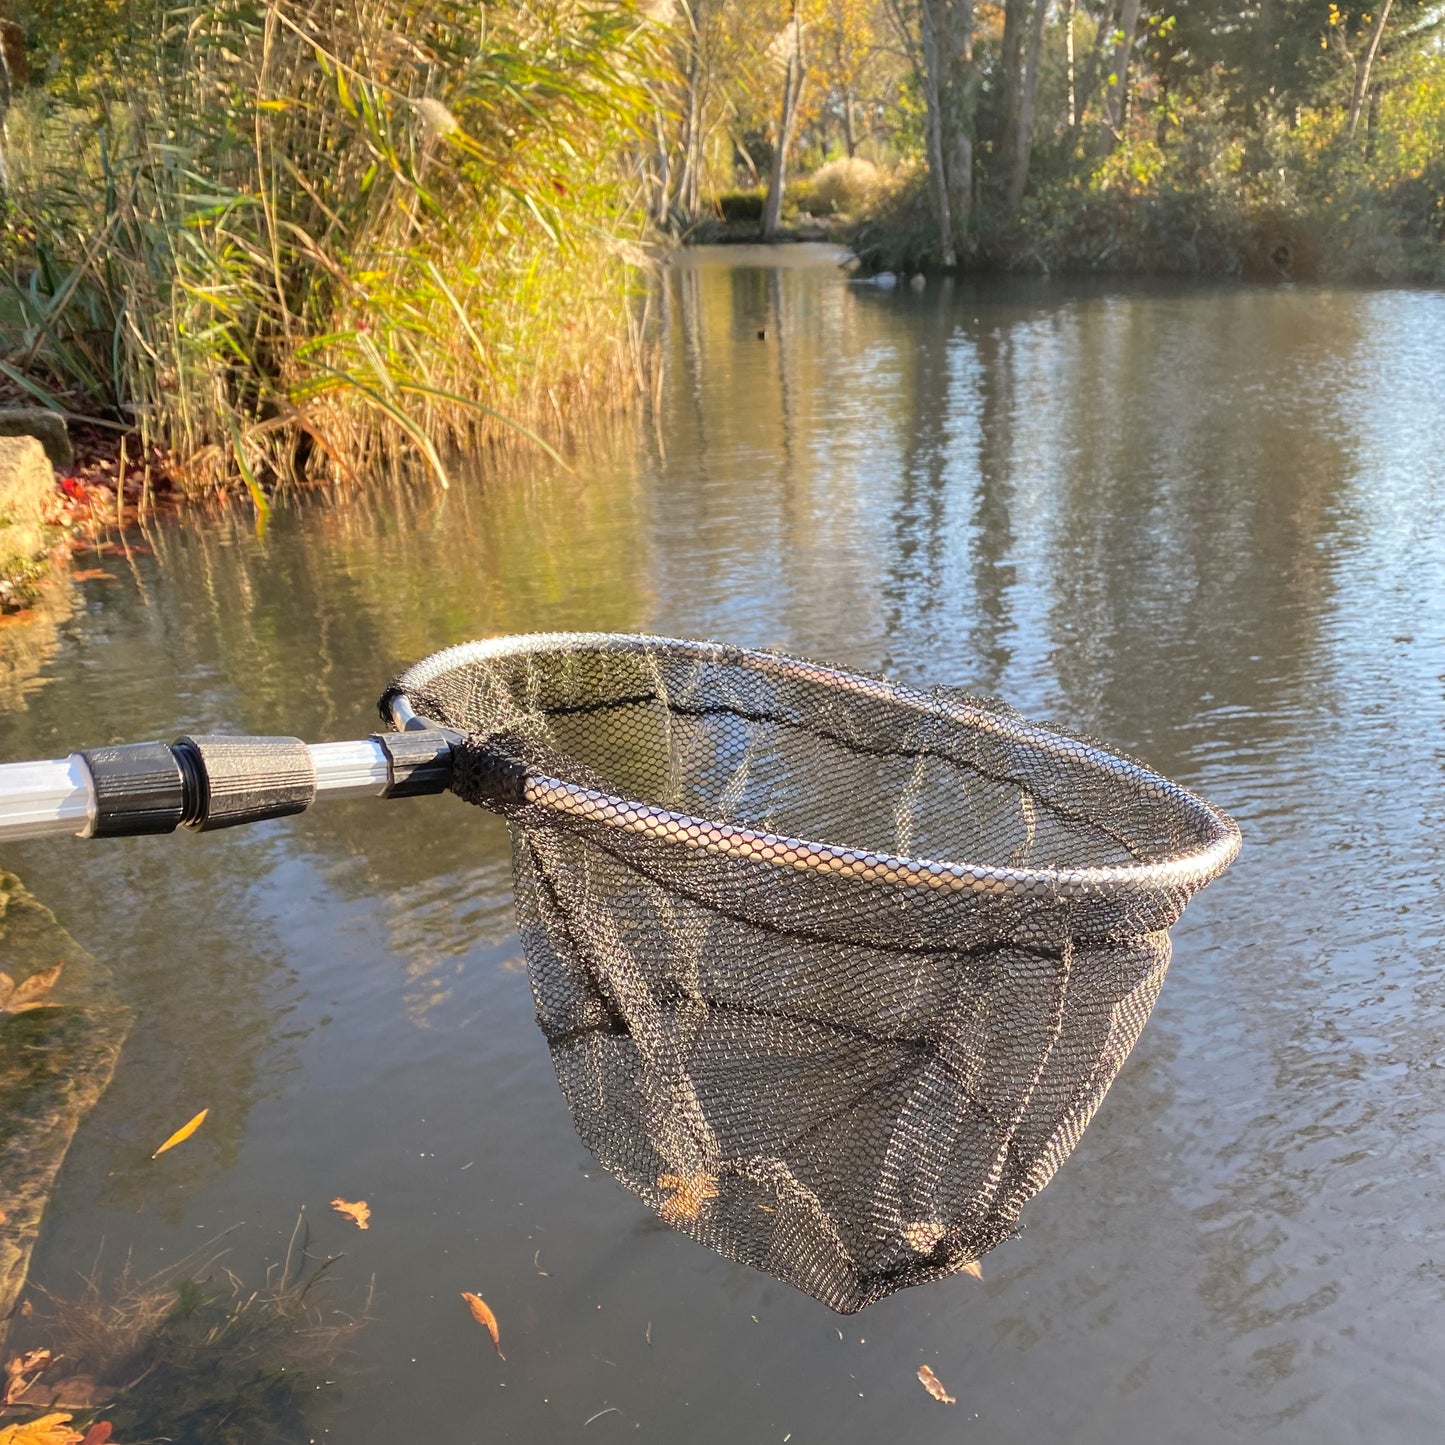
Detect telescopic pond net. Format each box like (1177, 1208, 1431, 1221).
(3, 632, 1239, 1314)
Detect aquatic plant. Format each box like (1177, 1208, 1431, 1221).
(8, 1225, 368, 1445)
(1, 0, 658, 499)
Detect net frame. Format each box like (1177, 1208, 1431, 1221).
(389, 634, 1239, 903)
(385, 633, 1241, 1312)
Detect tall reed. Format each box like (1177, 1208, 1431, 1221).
(2, 0, 657, 498)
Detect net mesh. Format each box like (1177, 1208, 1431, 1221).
(385, 634, 1239, 1313)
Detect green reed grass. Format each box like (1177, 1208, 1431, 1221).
(1, 0, 657, 498)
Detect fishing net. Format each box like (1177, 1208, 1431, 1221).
(383, 634, 1239, 1314)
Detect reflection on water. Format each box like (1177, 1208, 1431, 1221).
(0, 249, 1442, 1442)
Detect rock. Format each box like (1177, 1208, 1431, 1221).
(0, 435, 55, 581)
(0, 873, 131, 1349)
(0, 407, 73, 470)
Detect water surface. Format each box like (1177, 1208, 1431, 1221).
(1, 247, 1443, 1443)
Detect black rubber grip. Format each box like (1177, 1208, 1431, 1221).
(173, 734, 316, 831)
(80, 742, 188, 837)
(374, 728, 458, 797)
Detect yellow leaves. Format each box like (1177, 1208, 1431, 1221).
(917, 1364, 956, 1404)
(151, 1108, 208, 1158)
(0, 1413, 83, 1445)
(330, 1199, 370, 1230)
(656, 1171, 719, 1224)
(902, 1221, 944, 1254)
(0, 964, 63, 1015)
(460, 1293, 505, 1360)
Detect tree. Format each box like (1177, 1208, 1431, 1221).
(761, 0, 807, 235)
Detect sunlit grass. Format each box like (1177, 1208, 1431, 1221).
(0, 0, 658, 499)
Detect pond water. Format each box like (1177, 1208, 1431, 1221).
(1, 246, 1443, 1443)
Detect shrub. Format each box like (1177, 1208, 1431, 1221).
(805, 156, 881, 215)
(716, 189, 765, 223)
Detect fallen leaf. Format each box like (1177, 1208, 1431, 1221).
(902, 1220, 945, 1254)
(151, 1108, 208, 1158)
(460, 1292, 505, 1360)
(0, 963, 64, 1015)
(656, 1171, 719, 1224)
(0, 1411, 84, 1444)
(960, 1260, 983, 1280)
(330, 1198, 370, 1230)
(917, 1364, 956, 1404)
(4, 1349, 52, 1405)
(79, 1425, 112, 1445)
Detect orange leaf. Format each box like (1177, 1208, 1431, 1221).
(0, 963, 64, 1015)
(460, 1292, 505, 1360)
(0, 1412, 85, 1444)
(330, 1198, 370, 1230)
(656, 1170, 719, 1224)
(70, 571, 116, 583)
(80, 1425, 112, 1445)
(151, 1108, 208, 1158)
(917, 1364, 956, 1404)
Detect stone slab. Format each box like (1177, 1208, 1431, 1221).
(0, 435, 53, 575)
(0, 409, 72, 470)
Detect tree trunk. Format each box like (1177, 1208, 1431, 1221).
(1347, 0, 1392, 141)
(842, 84, 857, 157)
(998, 0, 1028, 180)
(651, 104, 671, 227)
(920, 0, 976, 265)
(919, 0, 956, 265)
(1006, 0, 1049, 213)
(1096, 0, 1141, 155)
(1072, 0, 1120, 141)
(1064, 0, 1076, 128)
(671, 40, 705, 225)
(761, 2, 806, 239)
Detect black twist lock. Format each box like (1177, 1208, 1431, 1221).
(172, 735, 316, 831)
(80, 742, 189, 837)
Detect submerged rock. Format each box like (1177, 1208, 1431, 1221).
(0, 872, 131, 1349)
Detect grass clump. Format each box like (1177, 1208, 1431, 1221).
(0, 0, 658, 499)
(8, 1225, 368, 1445)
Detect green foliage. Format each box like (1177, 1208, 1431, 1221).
(1, 0, 657, 494)
(717, 188, 766, 221)
(850, 2, 1445, 282)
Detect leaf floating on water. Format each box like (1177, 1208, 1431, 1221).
(70, 571, 116, 583)
(0, 963, 64, 1015)
(917, 1364, 956, 1404)
(461, 1292, 505, 1359)
(656, 1171, 719, 1224)
(0, 1412, 84, 1444)
(960, 1260, 983, 1280)
(79, 1424, 112, 1445)
(151, 1108, 208, 1158)
(330, 1198, 370, 1230)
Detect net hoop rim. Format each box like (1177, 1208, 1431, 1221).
(390, 632, 1242, 900)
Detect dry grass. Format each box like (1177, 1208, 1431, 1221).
(1, 0, 659, 504)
